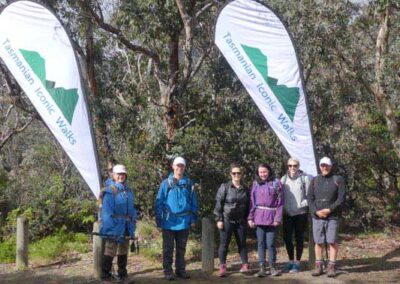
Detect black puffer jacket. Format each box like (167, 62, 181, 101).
(213, 182, 250, 222)
(307, 173, 346, 219)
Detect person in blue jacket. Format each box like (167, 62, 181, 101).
(99, 164, 137, 283)
(155, 157, 198, 281)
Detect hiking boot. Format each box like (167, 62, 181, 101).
(175, 271, 190, 279)
(282, 262, 293, 273)
(254, 263, 267, 277)
(289, 262, 300, 273)
(270, 266, 281, 276)
(164, 274, 175, 281)
(327, 263, 337, 278)
(117, 254, 128, 280)
(311, 262, 324, 277)
(101, 255, 114, 281)
(219, 264, 227, 277)
(239, 263, 249, 273)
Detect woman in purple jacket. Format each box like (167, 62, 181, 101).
(248, 163, 284, 277)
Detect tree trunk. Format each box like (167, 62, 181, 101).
(374, 5, 400, 158)
(85, 17, 114, 174)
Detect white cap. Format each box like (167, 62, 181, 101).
(113, 164, 127, 174)
(173, 157, 186, 166)
(319, 157, 332, 166)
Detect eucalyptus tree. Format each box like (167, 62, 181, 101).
(79, 0, 218, 154)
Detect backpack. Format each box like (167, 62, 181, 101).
(165, 178, 195, 206)
(98, 185, 118, 206)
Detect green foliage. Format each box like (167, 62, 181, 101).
(0, 231, 90, 264)
(136, 221, 200, 261)
(29, 230, 90, 265)
(0, 236, 16, 263)
(0, 0, 399, 239)
(136, 221, 162, 260)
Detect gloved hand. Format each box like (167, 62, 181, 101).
(130, 238, 139, 253)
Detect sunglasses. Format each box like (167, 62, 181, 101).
(288, 164, 298, 168)
(231, 172, 242, 176)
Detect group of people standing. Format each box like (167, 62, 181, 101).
(213, 157, 345, 279)
(97, 155, 345, 283)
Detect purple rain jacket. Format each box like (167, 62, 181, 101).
(248, 178, 284, 226)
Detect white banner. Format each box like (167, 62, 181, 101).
(0, 1, 101, 197)
(215, 0, 317, 176)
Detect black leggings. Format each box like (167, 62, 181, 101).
(283, 213, 308, 261)
(218, 220, 248, 264)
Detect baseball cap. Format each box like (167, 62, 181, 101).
(319, 157, 332, 166)
(113, 164, 127, 174)
(173, 157, 186, 166)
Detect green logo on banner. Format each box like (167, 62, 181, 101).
(241, 45, 299, 122)
(20, 49, 78, 125)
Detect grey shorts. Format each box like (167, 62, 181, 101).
(312, 218, 339, 244)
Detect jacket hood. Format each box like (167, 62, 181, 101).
(105, 177, 113, 186)
(168, 173, 190, 186)
(103, 179, 126, 194)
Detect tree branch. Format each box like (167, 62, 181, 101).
(0, 116, 34, 150)
(176, 0, 195, 79)
(79, 0, 164, 82)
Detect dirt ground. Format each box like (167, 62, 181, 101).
(1, 231, 400, 284)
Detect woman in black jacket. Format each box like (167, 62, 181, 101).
(213, 163, 250, 277)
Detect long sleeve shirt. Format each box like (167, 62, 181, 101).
(307, 173, 346, 219)
(281, 172, 311, 216)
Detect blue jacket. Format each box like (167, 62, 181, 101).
(155, 173, 198, 230)
(100, 179, 137, 242)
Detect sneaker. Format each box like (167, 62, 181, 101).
(327, 263, 337, 278)
(219, 264, 227, 277)
(239, 263, 249, 273)
(175, 271, 190, 279)
(254, 263, 267, 277)
(289, 262, 300, 273)
(165, 274, 175, 281)
(311, 262, 324, 277)
(270, 266, 281, 276)
(282, 262, 293, 273)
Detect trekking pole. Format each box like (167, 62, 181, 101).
(322, 222, 329, 269)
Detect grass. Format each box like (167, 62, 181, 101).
(0, 231, 91, 265)
(136, 220, 201, 261)
(136, 221, 163, 261)
(0, 236, 16, 263)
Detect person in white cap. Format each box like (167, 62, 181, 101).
(155, 156, 198, 281)
(99, 164, 137, 284)
(307, 157, 346, 278)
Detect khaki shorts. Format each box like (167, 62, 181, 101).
(104, 239, 129, 257)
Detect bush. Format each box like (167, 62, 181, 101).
(135, 220, 201, 261)
(0, 236, 16, 263)
(136, 220, 163, 261)
(0, 230, 91, 265)
(30, 230, 91, 265)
